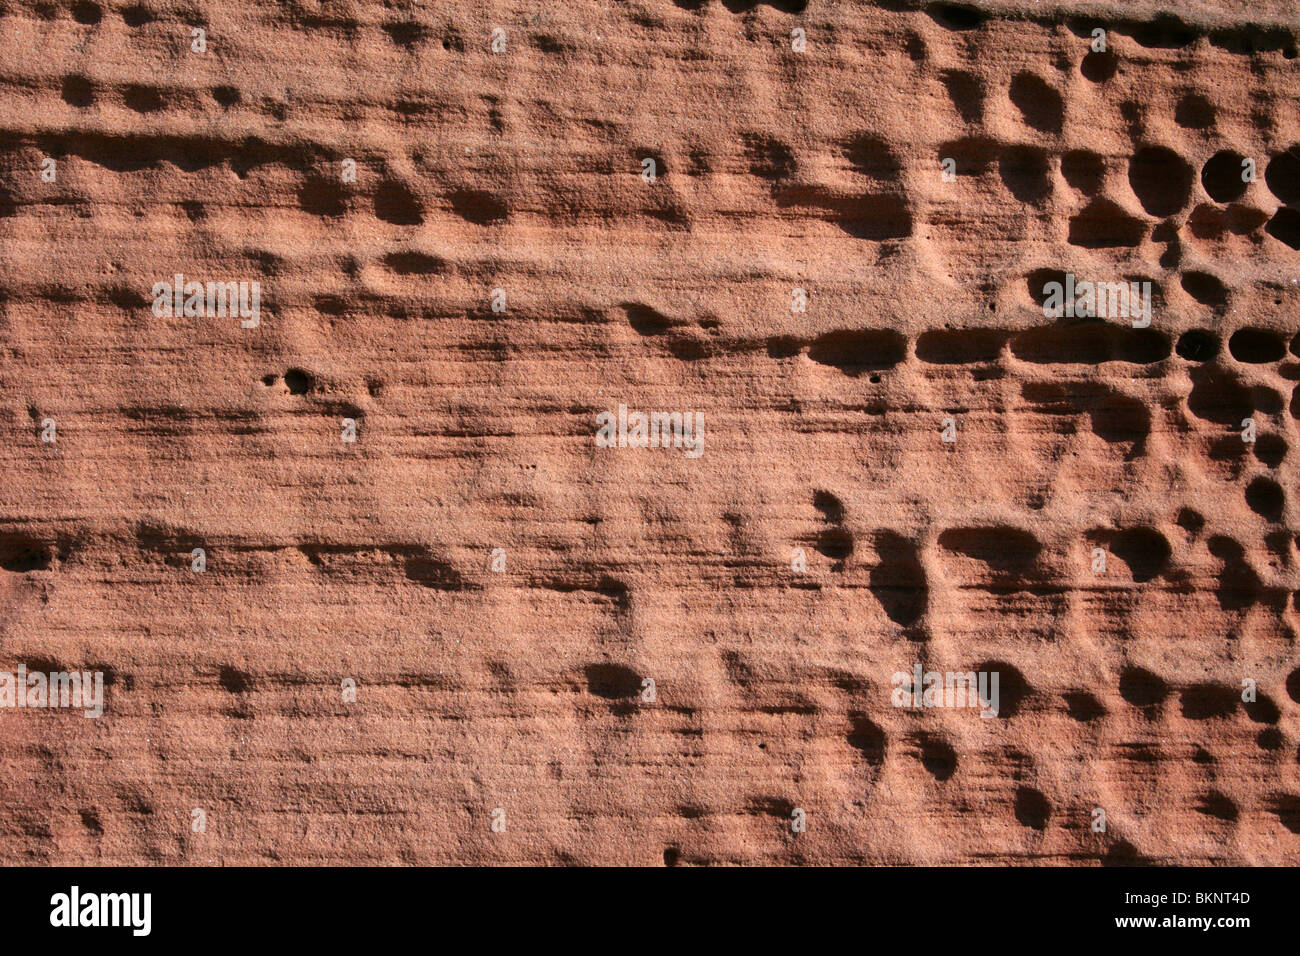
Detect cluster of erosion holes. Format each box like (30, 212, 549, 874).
(305, 176, 511, 227)
(632, 300, 1297, 527)
(910, 2, 1300, 66)
(1121, 666, 1300, 819)
(931, 104, 1298, 253)
(0, 133, 512, 230)
(56, 1, 479, 59)
(1057, 142, 1300, 252)
(842, 663, 1300, 840)
(626, 299, 1298, 398)
(930, 56, 1300, 251)
(807, 493, 1291, 622)
(303, 173, 511, 227)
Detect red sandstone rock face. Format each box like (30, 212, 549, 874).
(1, 0, 1299, 865)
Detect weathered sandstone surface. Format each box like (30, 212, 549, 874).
(1, 0, 1299, 864)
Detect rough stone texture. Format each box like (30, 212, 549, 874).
(1, 0, 1299, 865)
